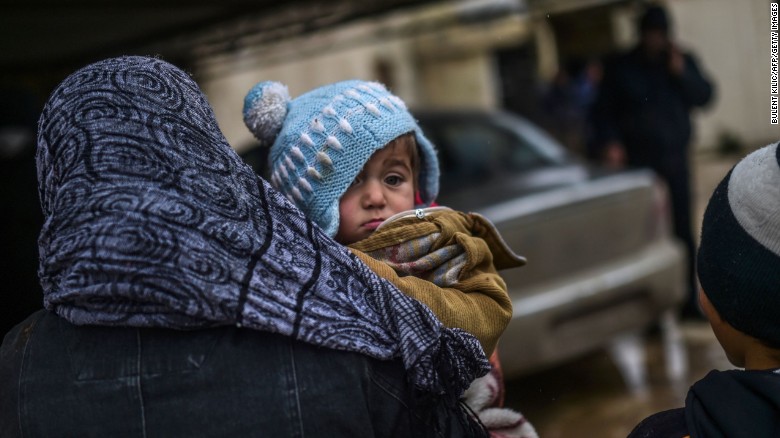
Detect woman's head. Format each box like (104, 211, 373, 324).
(36, 56, 266, 313)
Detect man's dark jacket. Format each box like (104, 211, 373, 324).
(591, 46, 713, 171)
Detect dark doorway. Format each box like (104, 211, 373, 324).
(496, 44, 543, 125)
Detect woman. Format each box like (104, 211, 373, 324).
(0, 56, 488, 437)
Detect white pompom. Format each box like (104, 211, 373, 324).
(243, 81, 290, 147)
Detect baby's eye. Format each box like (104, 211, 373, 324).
(385, 175, 403, 186)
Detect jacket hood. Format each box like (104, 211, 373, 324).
(686, 369, 780, 437)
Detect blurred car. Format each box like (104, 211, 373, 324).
(413, 109, 686, 378)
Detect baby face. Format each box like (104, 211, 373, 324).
(335, 143, 415, 245)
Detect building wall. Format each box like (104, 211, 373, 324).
(669, 0, 777, 151)
(197, 26, 419, 151)
(195, 1, 530, 151)
(197, 0, 774, 154)
(418, 53, 499, 109)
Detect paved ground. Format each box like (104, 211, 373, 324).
(501, 152, 742, 437)
(504, 321, 729, 437)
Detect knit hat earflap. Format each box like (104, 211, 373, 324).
(697, 142, 780, 346)
(243, 80, 439, 237)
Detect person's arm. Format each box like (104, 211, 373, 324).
(672, 49, 714, 108)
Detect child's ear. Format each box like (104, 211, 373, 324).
(699, 288, 748, 367)
(698, 288, 723, 324)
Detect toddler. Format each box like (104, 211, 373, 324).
(244, 79, 538, 437)
(243, 79, 523, 356)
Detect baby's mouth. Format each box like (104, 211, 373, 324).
(362, 219, 384, 230)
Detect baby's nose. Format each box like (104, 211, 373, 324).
(362, 181, 386, 208)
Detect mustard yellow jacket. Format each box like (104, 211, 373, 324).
(349, 207, 525, 355)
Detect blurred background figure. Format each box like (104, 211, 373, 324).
(540, 58, 602, 155)
(0, 85, 43, 336)
(589, 3, 714, 319)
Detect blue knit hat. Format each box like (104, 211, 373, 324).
(697, 142, 780, 346)
(243, 80, 439, 237)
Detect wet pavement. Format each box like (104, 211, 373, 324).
(501, 153, 741, 437)
(504, 320, 729, 437)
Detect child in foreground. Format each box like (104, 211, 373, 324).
(244, 80, 537, 437)
(628, 142, 780, 438)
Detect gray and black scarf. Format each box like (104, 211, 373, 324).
(36, 56, 488, 396)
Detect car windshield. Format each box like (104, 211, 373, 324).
(416, 112, 569, 191)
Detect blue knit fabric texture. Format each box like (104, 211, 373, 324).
(36, 56, 487, 395)
(260, 80, 439, 237)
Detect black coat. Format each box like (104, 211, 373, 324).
(591, 46, 713, 172)
(628, 369, 780, 438)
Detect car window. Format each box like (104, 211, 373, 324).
(418, 116, 552, 191)
(497, 114, 570, 166)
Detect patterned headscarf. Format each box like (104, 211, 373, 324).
(36, 56, 488, 395)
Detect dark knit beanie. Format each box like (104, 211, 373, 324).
(640, 5, 670, 33)
(697, 142, 780, 346)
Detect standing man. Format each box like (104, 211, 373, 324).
(590, 4, 714, 318)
